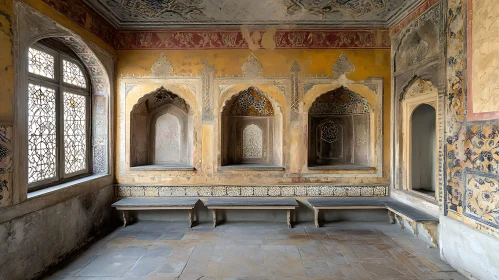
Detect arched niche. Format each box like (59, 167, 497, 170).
(220, 86, 283, 168)
(401, 79, 439, 200)
(394, 19, 440, 72)
(307, 86, 374, 169)
(410, 104, 436, 195)
(130, 87, 194, 169)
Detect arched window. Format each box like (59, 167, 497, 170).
(27, 39, 91, 190)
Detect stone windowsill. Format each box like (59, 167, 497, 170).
(407, 189, 438, 203)
(308, 165, 375, 171)
(219, 164, 285, 171)
(129, 165, 196, 171)
(27, 173, 109, 199)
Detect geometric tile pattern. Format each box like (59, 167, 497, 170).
(309, 87, 371, 115)
(28, 47, 55, 79)
(230, 87, 274, 116)
(27, 83, 57, 184)
(115, 185, 389, 197)
(63, 60, 87, 88)
(0, 124, 12, 207)
(63, 92, 88, 174)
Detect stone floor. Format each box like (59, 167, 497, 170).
(45, 221, 466, 280)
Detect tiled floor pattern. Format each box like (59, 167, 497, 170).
(45, 221, 466, 280)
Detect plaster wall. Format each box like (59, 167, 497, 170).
(0, 0, 14, 123)
(440, 216, 499, 280)
(0, 184, 114, 280)
(0, 0, 117, 279)
(469, 0, 499, 115)
(116, 49, 392, 186)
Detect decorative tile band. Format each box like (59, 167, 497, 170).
(115, 185, 389, 197)
(0, 124, 13, 207)
(116, 29, 391, 50)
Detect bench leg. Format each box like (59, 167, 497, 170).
(212, 209, 217, 228)
(314, 208, 320, 228)
(395, 215, 405, 230)
(387, 210, 396, 224)
(188, 209, 193, 228)
(287, 209, 292, 229)
(122, 210, 129, 228)
(421, 222, 438, 248)
(408, 220, 418, 236)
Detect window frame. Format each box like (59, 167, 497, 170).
(27, 43, 92, 192)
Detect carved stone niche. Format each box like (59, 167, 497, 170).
(221, 87, 283, 169)
(308, 87, 373, 170)
(130, 87, 194, 170)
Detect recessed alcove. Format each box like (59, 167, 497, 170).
(130, 87, 194, 170)
(410, 104, 437, 197)
(220, 87, 283, 170)
(308, 86, 374, 170)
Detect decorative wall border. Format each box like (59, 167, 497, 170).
(463, 169, 499, 231)
(116, 29, 391, 50)
(115, 184, 389, 197)
(0, 123, 13, 207)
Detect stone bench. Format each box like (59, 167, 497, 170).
(307, 197, 439, 246)
(308, 198, 387, 228)
(112, 197, 199, 228)
(204, 198, 299, 228)
(384, 200, 439, 246)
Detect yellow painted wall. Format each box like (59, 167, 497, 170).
(0, 0, 14, 122)
(116, 49, 392, 185)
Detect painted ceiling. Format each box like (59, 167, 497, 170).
(82, 0, 423, 29)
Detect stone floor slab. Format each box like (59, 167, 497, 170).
(43, 221, 465, 280)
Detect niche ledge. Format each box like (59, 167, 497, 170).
(308, 164, 375, 171)
(130, 164, 196, 171)
(219, 164, 285, 171)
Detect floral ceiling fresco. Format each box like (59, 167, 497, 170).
(83, 0, 422, 28)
